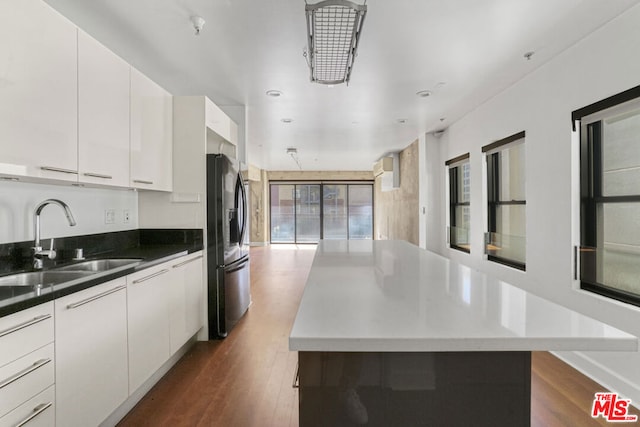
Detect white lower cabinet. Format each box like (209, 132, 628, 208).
(55, 278, 128, 427)
(0, 302, 54, 425)
(169, 252, 204, 354)
(0, 344, 54, 419)
(126, 263, 172, 392)
(0, 303, 54, 371)
(0, 385, 55, 427)
(0, 251, 205, 426)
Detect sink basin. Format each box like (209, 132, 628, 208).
(0, 271, 92, 287)
(56, 258, 142, 272)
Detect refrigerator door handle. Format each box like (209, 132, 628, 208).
(239, 174, 248, 245)
(224, 257, 249, 274)
(235, 172, 248, 246)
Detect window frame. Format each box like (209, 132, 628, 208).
(446, 153, 471, 253)
(575, 84, 640, 307)
(482, 131, 527, 271)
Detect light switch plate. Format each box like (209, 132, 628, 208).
(105, 209, 115, 224)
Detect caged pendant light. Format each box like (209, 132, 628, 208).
(304, 0, 367, 85)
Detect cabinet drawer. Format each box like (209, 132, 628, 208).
(127, 259, 173, 284)
(0, 385, 54, 427)
(0, 303, 53, 368)
(0, 344, 54, 417)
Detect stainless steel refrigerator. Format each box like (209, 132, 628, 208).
(207, 154, 250, 338)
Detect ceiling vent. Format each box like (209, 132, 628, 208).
(304, 0, 367, 85)
(373, 154, 400, 191)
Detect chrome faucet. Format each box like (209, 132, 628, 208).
(32, 199, 77, 269)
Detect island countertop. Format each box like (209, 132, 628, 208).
(289, 240, 638, 352)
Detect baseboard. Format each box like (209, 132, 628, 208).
(552, 350, 640, 410)
(100, 335, 198, 427)
(250, 241, 269, 247)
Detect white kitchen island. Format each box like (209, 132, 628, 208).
(289, 240, 637, 426)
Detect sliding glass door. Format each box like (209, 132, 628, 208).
(323, 184, 348, 239)
(270, 183, 373, 243)
(270, 184, 295, 243)
(348, 185, 373, 239)
(296, 184, 321, 243)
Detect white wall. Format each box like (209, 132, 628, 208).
(431, 4, 640, 403)
(419, 132, 445, 255)
(0, 180, 138, 244)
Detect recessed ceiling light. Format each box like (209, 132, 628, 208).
(396, 118, 408, 124)
(266, 90, 283, 97)
(281, 118, 293, 123)
(416, 90, 432, 98)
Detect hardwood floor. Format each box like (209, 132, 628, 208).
(118, 245, 637, 427)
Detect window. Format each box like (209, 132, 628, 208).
(575, 85, 640, 306)
(446, 153, 471, 252)
(483, 131, 526, 270)
(270, 183, 373, 243)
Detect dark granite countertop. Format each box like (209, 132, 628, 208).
(0, 229, 203, 318)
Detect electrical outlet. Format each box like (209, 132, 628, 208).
(105, 209, 115, 224)
(123, 209, 130, 224)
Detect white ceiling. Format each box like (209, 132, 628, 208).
(46, 0, 639, 171)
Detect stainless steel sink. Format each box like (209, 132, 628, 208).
(55, 258, 142, 272)
(0, 270, 92, 287)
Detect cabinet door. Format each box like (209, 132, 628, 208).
(169, 252, 204, 354)
(55, 278, 128, 427)
(130, 67, 173, 191)
(0, 0, 78, 182)
(127, 262, 172, 392)
(78, 30, 130, 187)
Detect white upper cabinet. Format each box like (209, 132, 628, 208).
(205, 100, 238, 146)
(78, 30, 130, 187)
(130, 67, 173, 191)
(0, 0, 78, 182)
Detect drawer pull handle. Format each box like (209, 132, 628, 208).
(15, 402, 53, 427)
(0, 314, 51, 338)
(132, 269, 169, 284)
(133, 179, 153, 185)
(172, 255, 203, 269)
(0, 358, 51, 390)
(41, 166, 78, 175)
(67, 285, 126, 309)
(83, 172, 113, 179)
(292, 362, 299, 389)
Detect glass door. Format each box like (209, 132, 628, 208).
(296, 184, 321, 243)
(323, 184, 348, 239)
